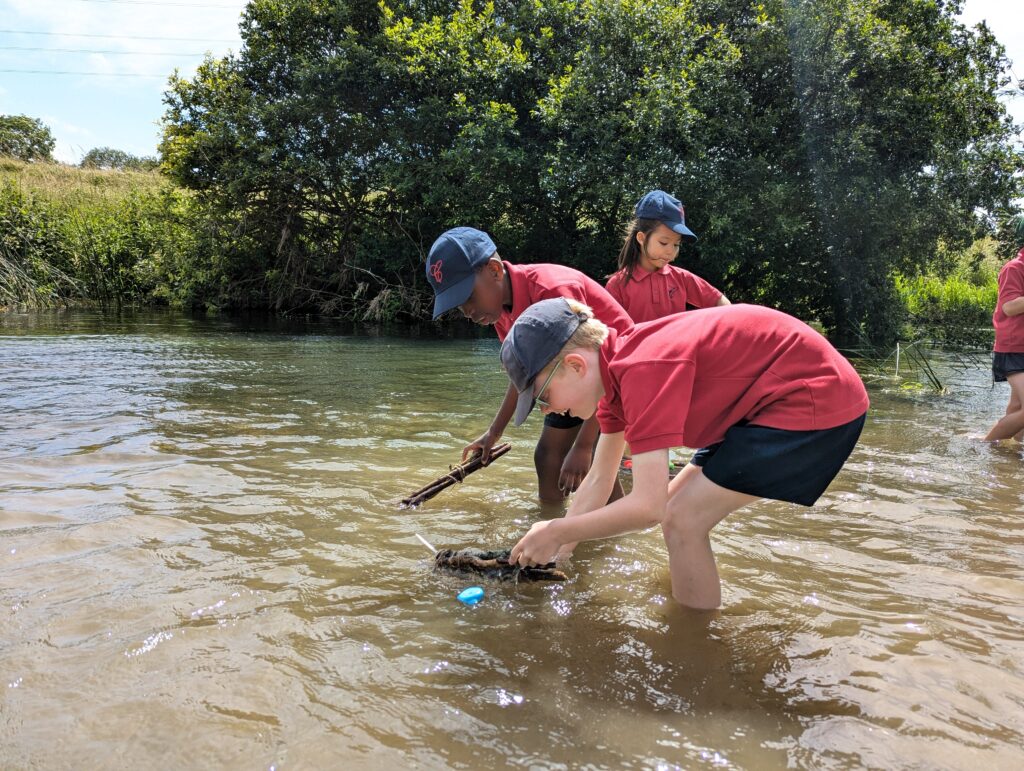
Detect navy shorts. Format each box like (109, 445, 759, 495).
(690, 414, 866, 506)
(992, 352, 1024, 383)
(544, 411, 584, 429)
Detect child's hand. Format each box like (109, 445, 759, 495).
(559, 445, 592, 493)
(510, 519, 565, 567)
(463, 430, 499, 463)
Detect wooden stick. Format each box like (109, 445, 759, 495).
(401, 443, 512, 507)
(402, 443, 512, 501)
(402, 443, 512, 506)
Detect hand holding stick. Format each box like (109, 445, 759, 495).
(434, 548, 567, 582)
(400, 443, 512, 507)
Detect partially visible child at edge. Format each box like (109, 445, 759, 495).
(605, 190, 729, 323)
(425, 227, 634, 502)
(984, 214, 1024, 442)
(502, 297, 869, 609)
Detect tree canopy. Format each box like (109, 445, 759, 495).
(160, 0, 1023, 343)
(80, 147, 159, 172)
(0, 115, 56, 163)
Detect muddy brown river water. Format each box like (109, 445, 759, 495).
(1, 310, 1022, 769)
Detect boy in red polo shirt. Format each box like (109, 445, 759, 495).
(984, 215, 1024, 442)
(425, 227, 633, 502)
(605, 190, 729, 323)
(503, 298, 869, 609)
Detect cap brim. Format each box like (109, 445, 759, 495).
(431, 275, 476, 319)
(670, 223, 698, 243)
(512, 387, 536, 427)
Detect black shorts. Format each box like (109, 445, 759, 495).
(992, 352, 1024, 383)
(690, 414, 866, 506)
(544, 411, 584, 429)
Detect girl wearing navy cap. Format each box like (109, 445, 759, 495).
(605, 190, 730, 324)
(503, 297, 869, 609)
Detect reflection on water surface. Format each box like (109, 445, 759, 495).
(1, 310, 1022, 768)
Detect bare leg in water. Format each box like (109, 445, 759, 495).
(660, 464, 759, 609)
(983, 371, 1024, 442)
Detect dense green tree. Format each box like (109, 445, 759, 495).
(0, 115, 56, 162)
(162, 0, 408, 313)
(159, 0, 1022, 341)
(80, 147, 158, 172)
(767, 0, 1021, 342)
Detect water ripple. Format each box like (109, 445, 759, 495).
(1, 314, 1023, 768)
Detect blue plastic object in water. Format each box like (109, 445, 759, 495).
(457, 586, 485, 605)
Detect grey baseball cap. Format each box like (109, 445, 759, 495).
(500, 298, 587, 426)
(425, 227, 498, 319)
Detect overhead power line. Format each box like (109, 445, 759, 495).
(71, 0, 243, 8)
(0, 29, 238, 43)
(0, 46, 207, 56)
(0, 68, 168, 78)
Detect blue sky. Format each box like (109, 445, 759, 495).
(0, 0, 246, 162)
(0, 0, 1020, 165)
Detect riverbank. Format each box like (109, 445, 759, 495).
(0, 158, 1005, 344)
(0, 157, 196, 309)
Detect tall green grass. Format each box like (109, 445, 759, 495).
(894, 237, 1002, 347)
(0, 158, 197, 309)
(895, 274, 996, 346)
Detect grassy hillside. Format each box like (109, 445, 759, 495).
(1, 158, 197, 310)
(0, 157, 167, 203)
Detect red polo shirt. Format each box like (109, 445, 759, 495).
(993, 249, 1024, 353)
(605, 264, 722, 323)
(596, 304, 870, 453)
(493, 262, 633, 342)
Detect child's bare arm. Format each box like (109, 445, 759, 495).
(463, 382, 517, 462)
(511, 445, 670, 566)
(559, 415, 602, 492)
(565, 431, 626, 520)
(541, 431, 623, 560)
(1002, 296, 1024, 317)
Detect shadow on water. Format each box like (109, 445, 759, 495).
(1, 309, 1023, 769)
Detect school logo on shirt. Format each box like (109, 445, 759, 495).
(431, 260, 444, 284)
(668, 286, 677, 299)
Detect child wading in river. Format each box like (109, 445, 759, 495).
(984, 214, 1024, 442)
(425, 227, 633, 502)
(605, 190, 729, 323)
(605, 189, 730, 472)
(503, 298, 869, 609)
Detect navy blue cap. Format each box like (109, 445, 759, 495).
(500, 298, 588, 426)
(425, 227, 497, 319)
(635, 190, 697, 242)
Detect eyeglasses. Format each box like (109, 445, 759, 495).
(533, 358, 563, 411)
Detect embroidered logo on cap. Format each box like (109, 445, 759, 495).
(431, 260, 444, 284)
(678, 205, 686, 220)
